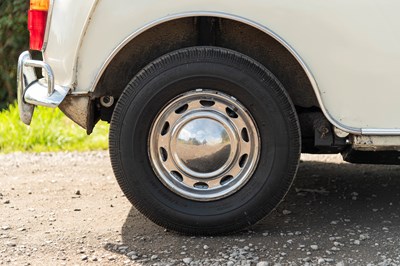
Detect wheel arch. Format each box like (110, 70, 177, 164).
(90, 13, 337, 132)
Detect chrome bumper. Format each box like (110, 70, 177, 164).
(17, 51, 70, 125)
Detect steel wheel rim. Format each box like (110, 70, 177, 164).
(148, 90, 260, 201)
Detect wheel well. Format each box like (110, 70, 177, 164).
(92, 16, 319, 128)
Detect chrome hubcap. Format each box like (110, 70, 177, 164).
(149, 90, 260, 201)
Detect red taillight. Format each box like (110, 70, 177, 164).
(28, 0, 49, 51)
(28, 10, 47, 50)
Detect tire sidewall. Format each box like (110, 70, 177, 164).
(110, 47, 300, 233)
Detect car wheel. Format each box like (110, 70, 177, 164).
(109, 46, 300, 234)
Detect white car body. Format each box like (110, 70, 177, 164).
(44, 0, 400, 134)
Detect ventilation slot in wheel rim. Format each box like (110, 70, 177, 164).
(160, 147, 168, 162)
(239, 154, 248, 168)
(226, 107, 238, 118)
(220, 175, 234, 185)
(200, 100, 215, 107)
(175, 104, 188, 114)
(161, 122, 170, 136)
(194, 182, 209, 189)
(171, 171, 183, 182)
(241, 128, 249, 142)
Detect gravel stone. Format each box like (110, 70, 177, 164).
(5, 241, 16, 247)
(126, 251, 137, 257)
(1, 225, 11, 230)
(183, 258, 193, 264)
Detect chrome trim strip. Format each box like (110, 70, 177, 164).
(42, 0, 54, 52)
(89, 11, 400, 136)
(70, 91, 91, 96)
(361, 129, 400, 136)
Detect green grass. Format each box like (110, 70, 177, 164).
(0, 103, 109, 153)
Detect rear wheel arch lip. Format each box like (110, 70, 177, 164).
(90, 11, 360, 135)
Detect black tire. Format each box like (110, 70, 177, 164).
(109, 46, 300, 235)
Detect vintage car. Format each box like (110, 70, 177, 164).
(18, 0, 400, 234)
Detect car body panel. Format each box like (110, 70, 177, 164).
(43, 0, 400, 132)
(43, 0, 97, 87)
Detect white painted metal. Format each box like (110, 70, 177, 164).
(43, 0, 97, 87)
(43, 0, 400, 133)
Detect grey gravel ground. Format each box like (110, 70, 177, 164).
(1, 151, 400, 265)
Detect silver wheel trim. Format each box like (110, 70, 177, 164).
(148, 90, 260, 201)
